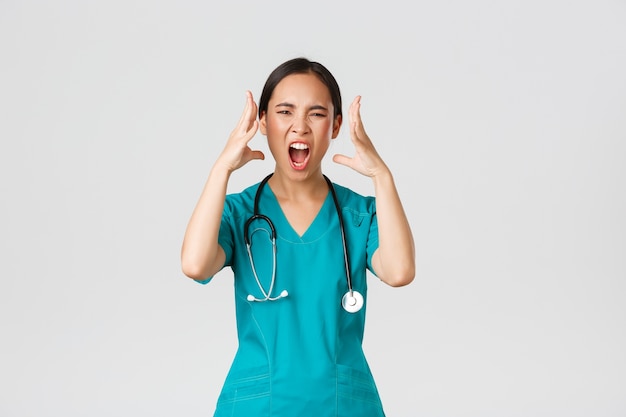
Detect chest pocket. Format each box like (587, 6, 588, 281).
(346, 208, 367, 228)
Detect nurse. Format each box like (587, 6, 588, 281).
(181, 57, 415, 416)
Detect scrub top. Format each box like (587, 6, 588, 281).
(199, 178, 385, 417)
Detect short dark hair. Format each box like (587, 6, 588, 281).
(258, 57, 342, 120)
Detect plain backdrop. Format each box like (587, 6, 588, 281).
(1, 1, 625, 416)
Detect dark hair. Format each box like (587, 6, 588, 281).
(258, 57, 342, 119)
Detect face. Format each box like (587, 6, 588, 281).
(260, 72, 342, 178)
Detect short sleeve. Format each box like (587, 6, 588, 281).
(366, 204, 379, 276)
(193, 198, 236, 285)
(217, 202, 235, 267)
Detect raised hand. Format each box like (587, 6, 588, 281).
(216, 91, 265, 172)
(332, 96, 387, 178)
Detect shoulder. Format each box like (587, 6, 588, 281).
(331, 182, 376, 215)
(223, 181, 262, 217)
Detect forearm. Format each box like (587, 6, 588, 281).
(371, 168, 415, 287)
(181, 164, 231, 280)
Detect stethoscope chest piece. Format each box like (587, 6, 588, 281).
(342, 290, 364, 313)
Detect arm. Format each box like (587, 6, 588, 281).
(332, 96, 415, 287)
(369, 168, 415, 287)
(181, 91, 264, 280)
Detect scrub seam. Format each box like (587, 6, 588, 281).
(246, 303, 273, 415)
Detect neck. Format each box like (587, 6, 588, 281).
(267, 170, 329, 202)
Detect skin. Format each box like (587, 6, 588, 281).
(260, 73, 342, 236)
(181, 73, 415, 287)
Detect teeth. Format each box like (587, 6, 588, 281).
(290, 143, 309, 150)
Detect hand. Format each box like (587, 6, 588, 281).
(332, 96, 386, 178)
(216, 91, 264, 172)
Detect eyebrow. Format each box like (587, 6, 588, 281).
(274, 102, 329, 112)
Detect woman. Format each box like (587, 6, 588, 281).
(181, 57, 415, 416)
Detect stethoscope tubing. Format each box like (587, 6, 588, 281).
(324, 175, 355, 297)
(244, 173, 362, 312)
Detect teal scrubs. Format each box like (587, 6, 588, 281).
(200, 179, 385, 417)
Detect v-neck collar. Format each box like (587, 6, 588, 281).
(260, 184, 335, 243)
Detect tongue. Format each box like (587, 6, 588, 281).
(289, 148, 308, 163)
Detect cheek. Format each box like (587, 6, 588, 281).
(320, 120, 335, 135)
(264, 116, 286, 135)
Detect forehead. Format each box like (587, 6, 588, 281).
(270, 73, 332, 105)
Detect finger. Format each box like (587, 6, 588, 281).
(235, 91, 251, 126)
(349, 95, 362, 126)
(242, 120, 259, 143)
(235, 91, 257, 134)
(349, 97, 368, 142)
(248, 91, 258, 123)
(243, 92, 257, 132)
(350, 121, 359, 143)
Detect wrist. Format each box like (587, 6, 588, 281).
(371, 165, 393, 187)
(209, 161, 233, 182)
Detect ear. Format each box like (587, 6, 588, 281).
(331, 114, 342, 139)
(259, 111, 267, 135)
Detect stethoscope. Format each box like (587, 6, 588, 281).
(244, 173, 364, 313)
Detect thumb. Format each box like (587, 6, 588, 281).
(332, 153, 351, 167)
(250, 150, 265, 161)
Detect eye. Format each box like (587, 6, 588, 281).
(277, 110, 291, 115)
(310, 112, 327, 118)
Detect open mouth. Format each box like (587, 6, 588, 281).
(289, 142, 310, 169)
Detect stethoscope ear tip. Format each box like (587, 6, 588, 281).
(280, 290, 288, 298)
(247, 294, 255, 302)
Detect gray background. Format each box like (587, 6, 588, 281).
(1, 0, 625, 416)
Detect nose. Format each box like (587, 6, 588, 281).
(291, 113, 310, 135)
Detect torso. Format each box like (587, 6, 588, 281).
(211, 180, 385, 417)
